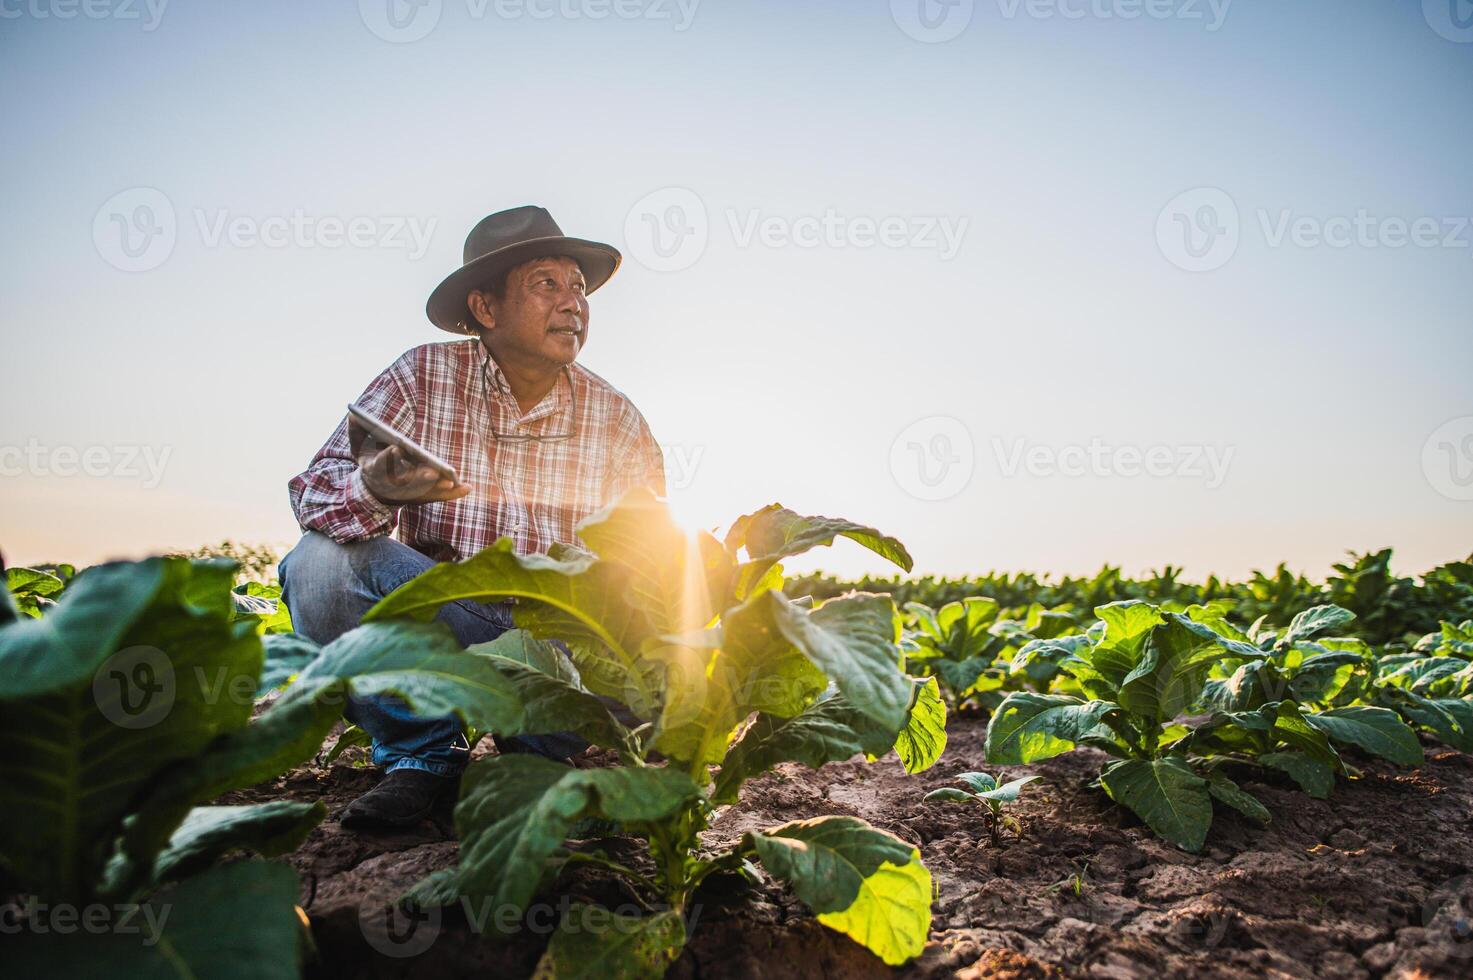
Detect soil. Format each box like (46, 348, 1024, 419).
(224, 715, 1473, 979)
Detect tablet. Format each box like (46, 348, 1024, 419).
(346, 403, 460, 484)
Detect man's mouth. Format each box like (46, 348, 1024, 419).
(549, 325, 582, 337)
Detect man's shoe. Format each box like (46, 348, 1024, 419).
(339, 769, 458, 831)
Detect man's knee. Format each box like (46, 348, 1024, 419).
(281, 531, 351, 592)
(279, 531, 383, 643)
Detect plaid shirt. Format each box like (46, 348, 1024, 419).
(289, 339, 665, 561)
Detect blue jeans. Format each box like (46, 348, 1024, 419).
(278, 531, 587, 775)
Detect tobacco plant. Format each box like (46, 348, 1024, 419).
(1373, 619, 1473, 751)
(923, 772, 1039, 845)
(350, 489, 945, 976)
(1202, 604, 1375, 712)
(0, 553, 564, 978)
(991, 601, 1421, 852)
(0, 557, 333, 977)
(903, 597, 1078, 708)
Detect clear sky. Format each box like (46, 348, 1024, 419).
(1, 0, 1470, 581)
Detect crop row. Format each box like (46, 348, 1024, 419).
(1, 492, 1467, 979)
(902, 592, 1471, 850)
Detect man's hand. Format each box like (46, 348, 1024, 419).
(348, 415, 472, 506)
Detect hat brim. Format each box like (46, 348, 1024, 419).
(426, 236, 621, 334)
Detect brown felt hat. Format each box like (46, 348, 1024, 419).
(426, 205, 621, 334)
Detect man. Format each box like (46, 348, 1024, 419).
(280, 206, 665, 830)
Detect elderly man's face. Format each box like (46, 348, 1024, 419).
(469, 255, 589, 369)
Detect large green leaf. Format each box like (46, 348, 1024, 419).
(893, 677, 947, 774)
(484, 655, 634, 754)
(984, 693, 1119, 765)
(1087, 601, 1163, 689)
(729, 559, 787, 605)
(766, 591, 911, 734)
(469, 628, 581, 684)
(1025, 606, 1078, 640)
(1215, 700, 1341, 768)
(1381, 689, 1473, 752)
(0, 559, 172, 697)
(1057, 657, 1120, 703)
(1098, 756, 1212, 852)
(1378, 656, 1469, 694)
(1205, 772, 1270, 826)
(533, 904, 686, 980)
(933, 656, 993, 694)
(1203, 660, 1287, 712)
(1115, 613, 1263, 723)
(233, 582, 294, 634)
(0, 566, 22, 623)
(575, 487, 735, 638)
(1260, 750, 1335, 798)
(6, 565, 66, 618)
(724, 505, 913, 573)
(1305, 705, 1424, 766)
(1117, 615, 1223, 724)
(904, 602, 940, 638)
(1012, 635, 1092, 683)
(149, 801, 325, 886)
(649, 642, 746, 768)
(256, 633, 319, 697)
(6, 861, 306, 980)
(177, 559, 240, 619)
(1182, 601, 1252, 643)
(294, 621, 527, 732)
(1426, 662, 1472, 698)
(115, 676, 348, 898)
(747, 816, 929, 966)
(466, 629, 633, 754)
(1281, 604, 1356, 646)
(653, 591, 827, 768)
(450, 755, 703, 912)
(1285, 650, 1364, 705)
(363, 539, 658, 710)
(924, 598, 1000, 661)
(1268, 702, 1342, 765)
(0, 559, 260, 902)
(712, 694, 892, 804)
(6, 565, 65, 593)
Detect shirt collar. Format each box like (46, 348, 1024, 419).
(483, 355, 572, 424)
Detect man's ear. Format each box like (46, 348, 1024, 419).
(466, 289, 497, 333)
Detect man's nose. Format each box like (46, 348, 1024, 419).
(556, 286, 586, 314)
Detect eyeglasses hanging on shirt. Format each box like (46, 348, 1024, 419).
(478, 351, 579, 443)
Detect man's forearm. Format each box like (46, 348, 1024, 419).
(288, 456, 399, 543)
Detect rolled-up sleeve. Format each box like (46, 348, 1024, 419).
(288, 354, 416, 542)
